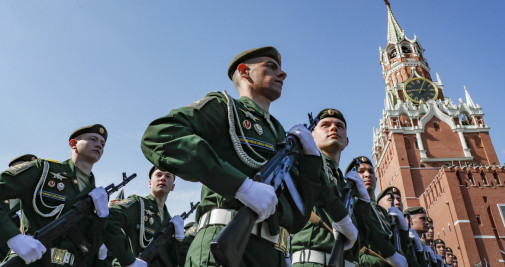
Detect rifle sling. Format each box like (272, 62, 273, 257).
(359, 246, 394, 267)
(309, 212, 333, 233)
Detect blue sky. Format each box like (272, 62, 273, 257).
(1, 1, 504, 221)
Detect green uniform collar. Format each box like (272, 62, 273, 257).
(238, 96, 266, 117)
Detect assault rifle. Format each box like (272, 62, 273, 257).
(3, 172, 137, 267)
(209, 116, 316, 267)
(327, 159, 359, 267)
(139, 201, 199, 265)
(389, 192, 403, 254)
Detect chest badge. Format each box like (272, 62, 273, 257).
(144, 216, 148, 222)
(57, 182, 65, 191)
(146, 210, 154, 216)
(254, 124, 263, 135)
(149, 217, 154, 225)
(48, 181, 56, 187)
(243, 120, 252, 130)
(73, 179, 78, 185)
(50, 172, 68, 181)
(240, 108, 259, 122)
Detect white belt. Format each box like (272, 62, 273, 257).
(291, 249, 358, 266)
(292, 249, 329, 265)
(197, 209, 280, 244)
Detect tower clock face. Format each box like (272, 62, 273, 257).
(403, 78, 439, 103)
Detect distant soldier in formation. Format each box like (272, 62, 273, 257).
(403, 207, 437, 266)
(425, 217, 435, 249)
(0, 124, 109, 266)
(343, 156, 407, 267)
(433, 239, 446, 266)
(452, 255, 458, 266)
(141, 46, 328, 267)
(444, 247, 454, 267)
(104, 166, 184, 266)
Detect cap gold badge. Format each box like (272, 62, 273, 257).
(393, 188, 399, 193)
(360, 157, 367, 162)
(328, 109, 335, 116)
(99, 127, 105, 135)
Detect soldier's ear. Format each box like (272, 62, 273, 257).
(170, 183, 175, 192)
(237, 64, 248, 76)
(69, 139, 77, 148)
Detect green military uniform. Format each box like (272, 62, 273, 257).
(104, 194, 179, 266)
(178, 222, 198, 267)
(290, 153, 353, 267)
(0, 158, 106, 266)
(141, 90, 328, 266)
(403, 206, 431, 266)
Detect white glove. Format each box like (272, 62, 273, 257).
(89, 187, 109, 218)
(332, 215, 358, 250)
(408, 229, 423, 251)
(388, 206, 408, 230)
(7, 234, 47, 264)
(386, 252, 407, 267)
(425, 245, 436, 262)
(235, 178, 278, 222)
(98, 243, 107, 260)
(344, 171, 370, 203)
(127, 258, 147, 267)
(170, 215, 185, 241)
(288, 124, 320, 156)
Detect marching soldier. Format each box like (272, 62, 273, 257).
(141, 46, 330, 266)
(433, 239, 446, 266)
(444, 247, 454, 267)
(1, 154, 38, 260)
(376, 187, 421, 267)
(104, 166, 184, 266)
(452, 255, 458, 267)
(425, 217, 435, 249)
(344, 157, 408, 266)
(290, 109, 405, 267)
(0, 124, 110, 266)
(403, 207, 436, 266)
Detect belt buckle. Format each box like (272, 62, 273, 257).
(274, 227, 289, 255)
(51, 248, 74, 265)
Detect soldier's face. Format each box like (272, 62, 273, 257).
(436, 243, 445, 256)
(150, 169, 175, 196)
(312, 117, 348, 154)
(378, 193, 403, 211)
(246, 57, 286, 102)
(426, 225, 434, 240)
(72, 133, 105, 163)
(453, 258, 458, 266)
(410, 213, 428, 233)
(357, 163, 376, 192)
(445, 252, 453, 264)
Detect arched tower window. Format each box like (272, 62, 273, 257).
(389, 49, 397, 59)
(494, 172, 502, 186)
(401, 44, 410, 54)
(460, 113, 473, 125)
(456, 171, 464, 186)
(474, 135, 483, 148)
(468, 172, 476, 186)
(433, 121, 440, 131)
(399, 114, 411, 127)
(481, 172, 489, 186)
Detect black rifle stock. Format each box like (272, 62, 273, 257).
(210, 134, 303, 267)
(139, 201, 199, 265)
(2, 173, 137, 267)
(327, 159, 360, 267)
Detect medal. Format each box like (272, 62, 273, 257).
(254, 124, 263, 135)
(243, 120, 252, 129)
(48, 181, 56, 187)
(73, 179, 78, 184)
(57, 182, 65, 191)
(149, 217, 154, 225)
(144, 216, 148, 222)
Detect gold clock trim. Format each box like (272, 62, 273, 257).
(403, 77, 439, 103)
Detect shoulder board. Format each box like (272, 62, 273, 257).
(42, 158, 61, 164)
(188, 95, 218, 110)
(117, 196, 137, 208)
(187, 225, 198, 236)
(5, 162, 34, 176)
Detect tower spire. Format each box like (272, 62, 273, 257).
(385, 1, 405, 44)
(464, 85, 476, 108)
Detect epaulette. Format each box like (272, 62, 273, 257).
(42, 158, 61, 164)
(188, 94, 218, 110)
(5, 161, 34, 176)
(117, 195, 137, 208)
(186, 225, 198, 237)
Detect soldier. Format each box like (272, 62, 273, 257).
(425, 217, 435, 249)
(0, 154, 38, 260)
(433, 239, 446, 266)
(452, 255, 458, 267)
(344, 158, 408, 266)
(141, 46, 330, 266)
(0, 124, 109, 266)
(104, 166, 184, 266)
(445, 247, 454, 267)
(403, 207, 437, 266)
(291, 110, 406, 267)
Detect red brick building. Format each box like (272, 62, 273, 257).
(372, 2, 505, 265)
